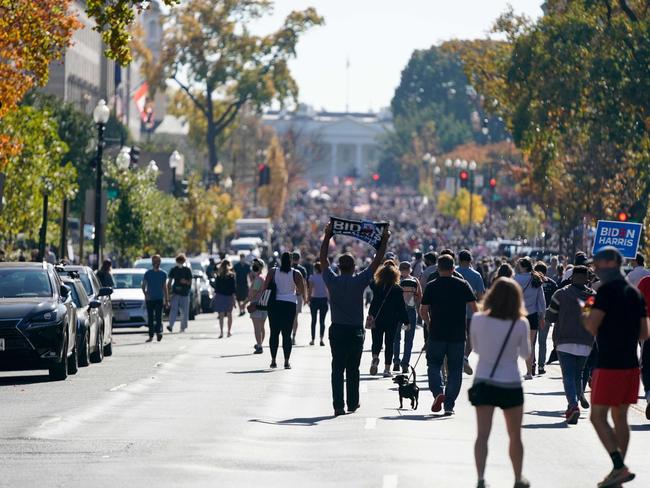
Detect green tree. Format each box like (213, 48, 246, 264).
(0, 106, 76, 244)
(137, 0, 323, 171)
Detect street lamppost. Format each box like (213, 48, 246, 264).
(38, 179, 54, 261)
(116, 146, 131, 171)
(468, 160, 478, 227)
(169, 150, 183, 195)
(92, 99, 110, 269)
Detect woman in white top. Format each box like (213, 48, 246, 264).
(261, 252, 306, 369)
(469, 277, 531, 488)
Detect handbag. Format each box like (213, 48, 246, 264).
(365, 286, 390, 329)
(468, 317, 518, 405)
(255, 272, 277, 312)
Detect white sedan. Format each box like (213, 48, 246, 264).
(111, 268, 148, 328)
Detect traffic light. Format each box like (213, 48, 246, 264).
(129, 146, 140, 166)
(617, 211, 629, 222)
(372, 173, 380, 182)
(258, 164, 270, 187)
(459, 170, 469, 189)
(489, 177, 497, 189)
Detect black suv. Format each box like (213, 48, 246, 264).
(0, 262, 78, 380)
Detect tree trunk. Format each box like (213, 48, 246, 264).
(205, 86, 218, 171)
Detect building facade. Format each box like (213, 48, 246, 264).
(263, 105, 392, 184)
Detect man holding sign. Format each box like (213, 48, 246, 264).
(320, 218, 389, 416)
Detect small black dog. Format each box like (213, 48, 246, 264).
(392, 367, 419, 410)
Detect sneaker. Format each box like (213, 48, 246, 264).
(156, 334, 163, 342)
(270, 361, 277, 369)
(253, 345, 263, 354)
(370, 358, 379, 376)
(597, 467, 635, 487)
(334, 408, 346, 417)
(218, 334, 224, 339)
(402, 365, 409, 374)
(476, 481, 487, 488)
(284, 362, 291, 370)
(580, 393, 590, 409)
(443, 409, 455, 417)
(513, 478, 531, 488)
(523, 373, 533, 380)
(309, 340, 314, 346)
(565, 406, 580, 425)
(431, 393, 446, 413)
(320, 340, 325, 346)
(292, 337, 296, 346)
(393, 360, 401, 372)
(348, 404, 360, 413)
(166, 326, 173, 333)
(383, 369, 392, 378)
(145, 336, 153, 343)
(464, 357, 473, 375)
(537, 366, 546, 375)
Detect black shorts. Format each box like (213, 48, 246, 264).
(469, 383, 524, 410)
(236, 287, 249, 301)
(527, 313, 539, 331)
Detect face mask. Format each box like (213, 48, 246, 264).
(595, 267, 624, 284)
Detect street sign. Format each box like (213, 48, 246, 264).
(592, 220, 643, 259)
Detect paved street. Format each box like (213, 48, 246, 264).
(1, 310, 649, 488)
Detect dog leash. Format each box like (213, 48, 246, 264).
(408, 343, 426, 382)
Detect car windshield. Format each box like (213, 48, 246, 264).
(113, 273, 144, 289)
(69, 285, 82, 307)
(78, 273, 93, 295)
(0, 269, 52, 298)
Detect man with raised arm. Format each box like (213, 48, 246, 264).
(320, 221, 390, 416)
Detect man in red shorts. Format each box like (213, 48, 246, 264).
(585, 247, 650, 488)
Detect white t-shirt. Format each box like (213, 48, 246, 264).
(627, 266, 650, 287)
(470, 312, 531, 387)
(274, 269, 297, 304)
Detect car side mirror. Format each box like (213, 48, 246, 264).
(60, 284, 70, 298)
(98, 287, 113, 297)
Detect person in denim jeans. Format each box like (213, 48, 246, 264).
(393, 262, 421, 373)
(142, 254, 169, 342)
(546, 266, 595, 424)
(420, 254, 478, 415)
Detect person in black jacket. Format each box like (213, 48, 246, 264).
(369, 261, 409, 377)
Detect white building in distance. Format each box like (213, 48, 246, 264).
(263, 105, 393, 184)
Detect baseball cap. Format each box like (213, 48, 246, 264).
(399, 261, 411, 271)
(593, 247, 623, 265)
(574, 251, 590, 266)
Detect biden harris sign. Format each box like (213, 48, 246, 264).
(592, 220, 643, 259)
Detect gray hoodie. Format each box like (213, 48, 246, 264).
(547, 284, 596, 348)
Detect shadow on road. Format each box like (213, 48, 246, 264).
(249, 415, 335, 426)
(525, 410, 564, 418)
(0, 374, 51, 386)
(523, 422, 568, 429)
(228, 369, 273, 375)
(631, 424, 650, 431)
(380, 413, 442, 421)
(216, 353, 255, 359)
(526, 391, 565, 396)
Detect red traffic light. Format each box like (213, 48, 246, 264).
(459, 170, 469, 181)
(489, 177, 497, 188)
(618, 212, 629, 222)
(372, 173, 380, 181)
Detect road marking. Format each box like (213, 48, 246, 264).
(364, 417, 377, 430)
(109, 383, 127, 392)
(382, 474, 398, 488)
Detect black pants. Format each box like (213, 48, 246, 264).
(329, 324, 364, 410)
(310, 297, 328, 341)
(146, 299, 163, 336)
(268, 300, 296, 361)
(642, 339, 650, 396)
(371, 322, 398, 365)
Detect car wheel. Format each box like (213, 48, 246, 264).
(78, 328, 90, 367)
(67, 342, 79, 375)
(49, 332, 68, 381)
(90, 326, 104, 363)
(103, 340, 113, 357)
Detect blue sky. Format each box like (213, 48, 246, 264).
(254, 1, 544, 112)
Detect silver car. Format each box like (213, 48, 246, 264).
(111, 269, 147, 328)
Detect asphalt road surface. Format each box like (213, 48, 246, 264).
(1, 309, 649, 487)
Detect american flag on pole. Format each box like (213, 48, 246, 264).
(133, 82, 149, 122)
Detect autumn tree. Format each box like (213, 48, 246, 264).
(259, 136, 288, 219)
(454, 2, 650, 251)
(137, 0, 323, 172)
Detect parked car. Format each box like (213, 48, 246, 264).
(111, 268, 147, 328)
(196, 271, 214, 313)
(59, 274, 104, 367)
(133, 258, 200, 319)
(57, 265, 114, 357)
(0, 262, 78, 380)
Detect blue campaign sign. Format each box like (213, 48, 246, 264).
(592, 220, 643, 259)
